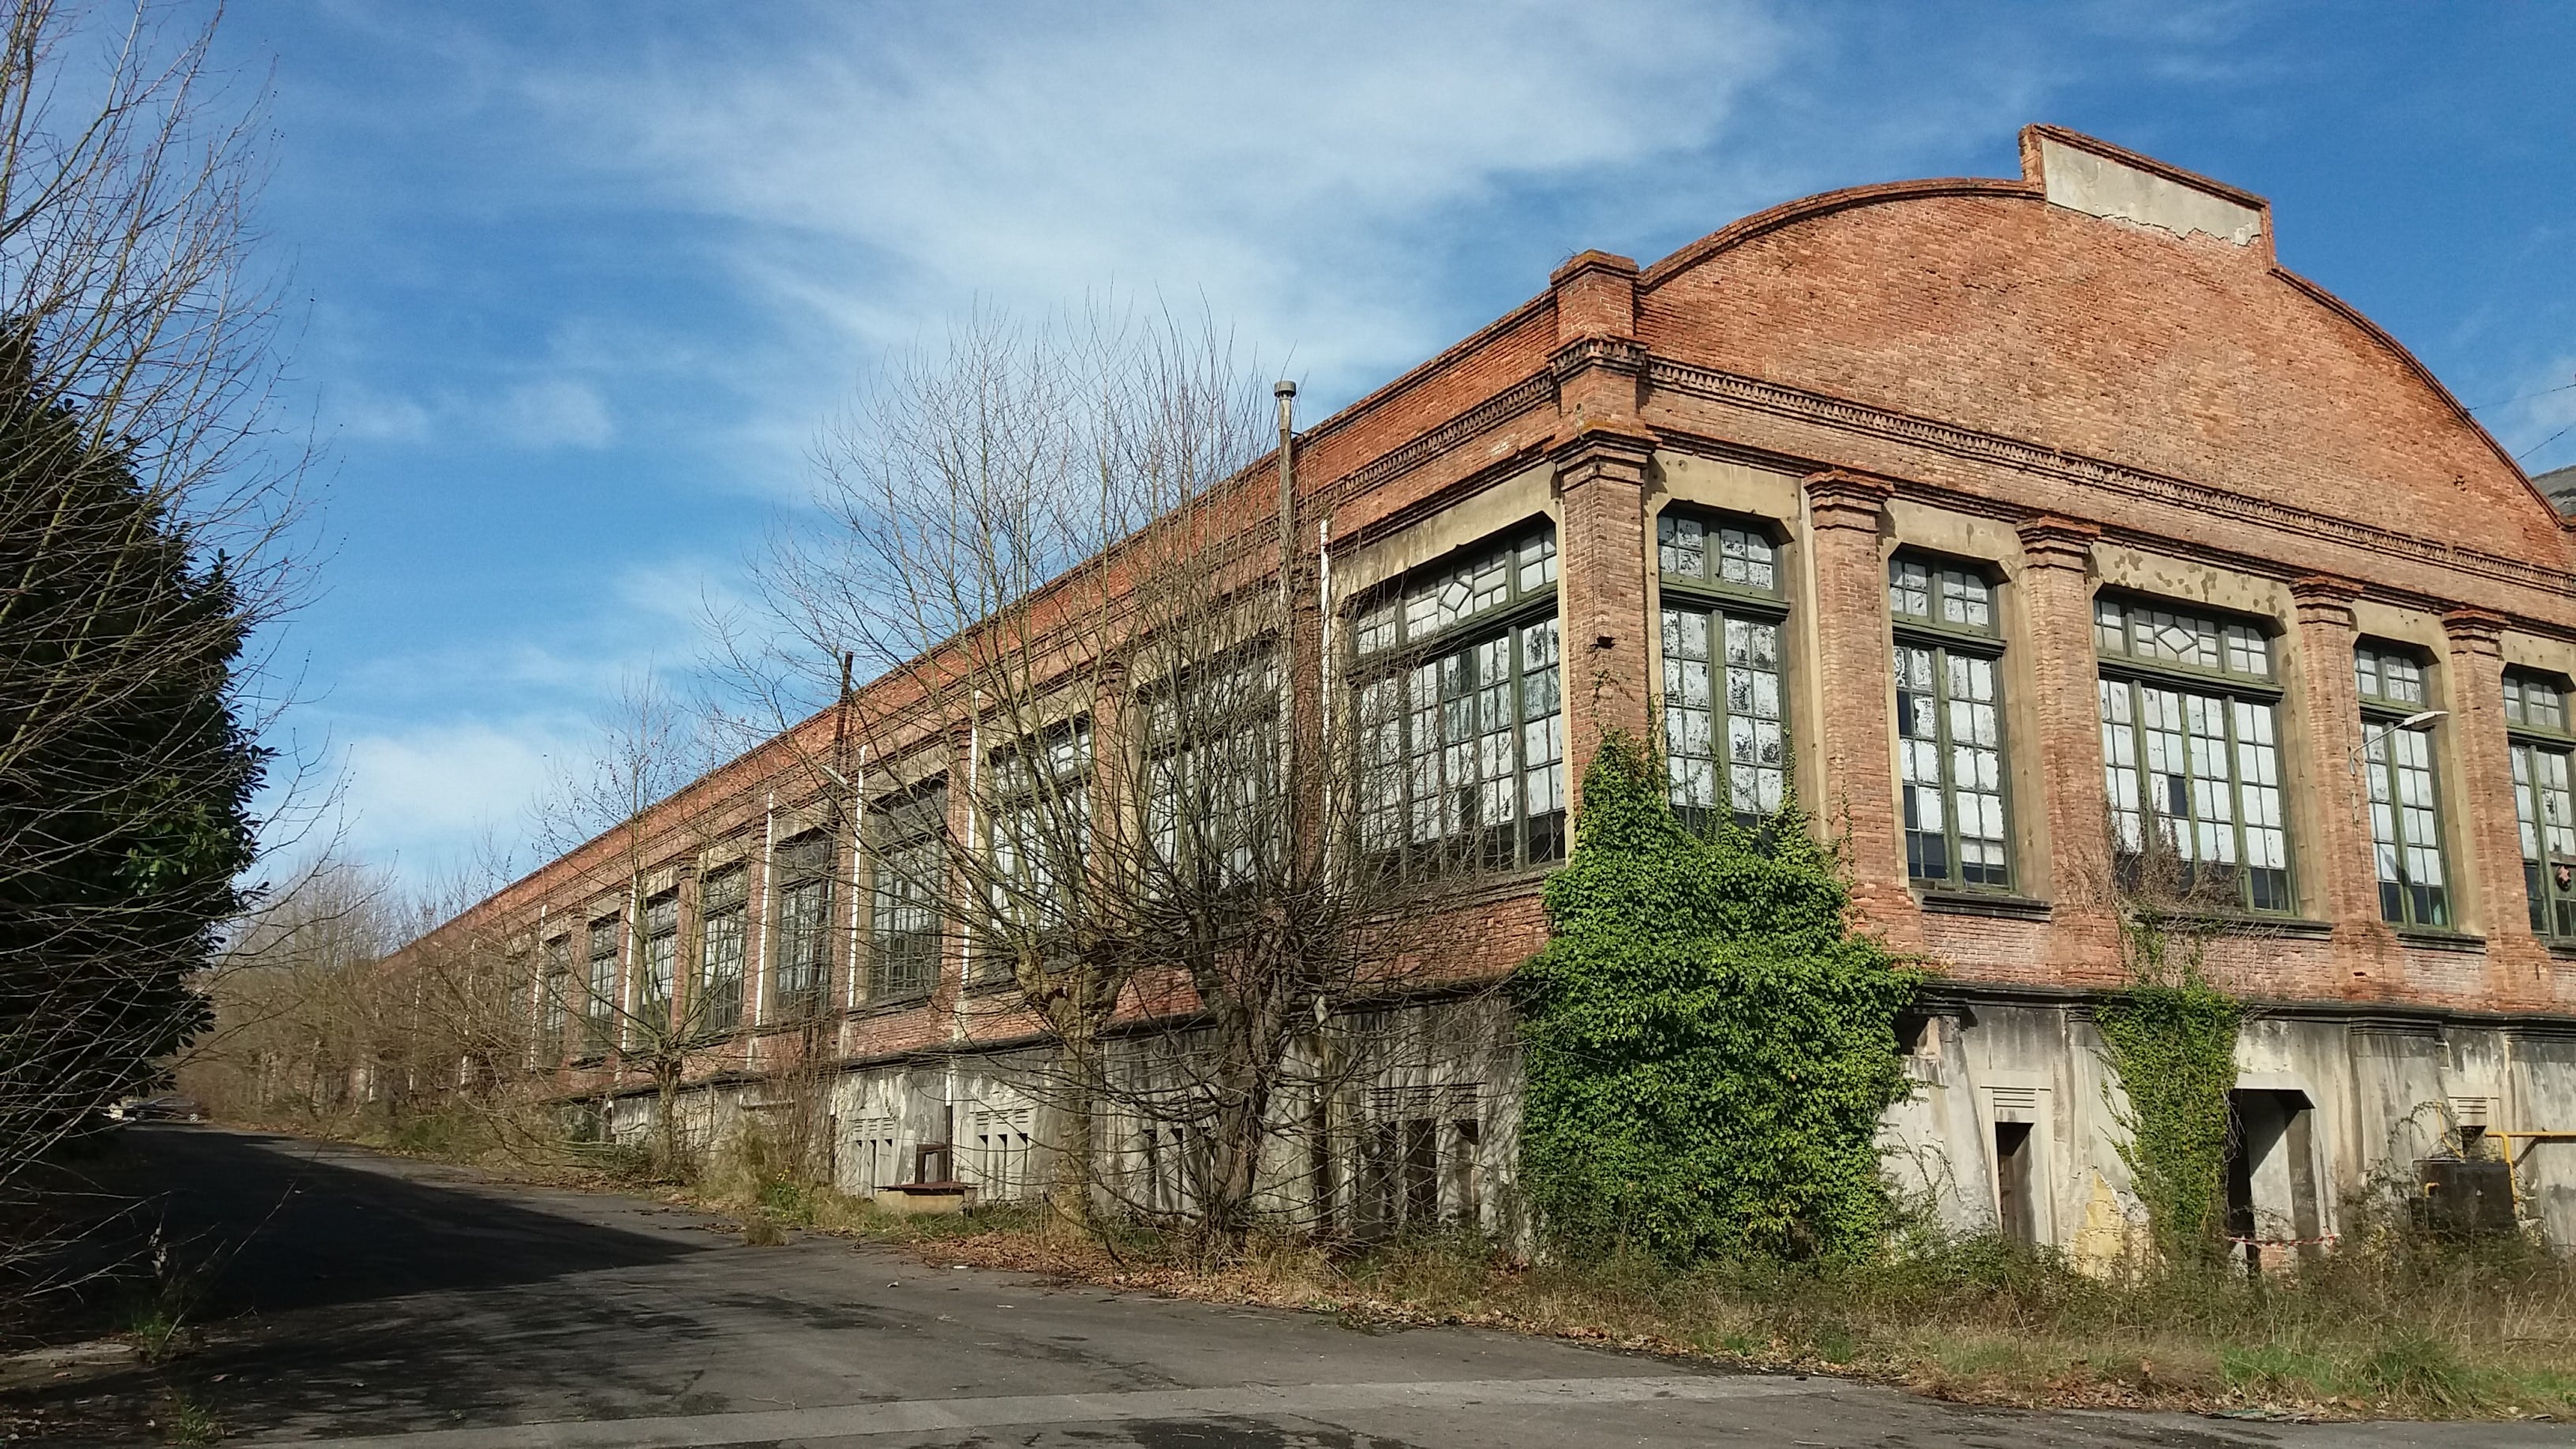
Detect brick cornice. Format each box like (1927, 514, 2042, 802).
(1550, 420, 1657, 481)
(1644, 356, 2576, 602)
(1328, 370, 1554, 503)
(2441, 607, 2508, 653)
(2290, 574, 2363, 628)
(2016, 515, 2100, 571)
(1548, 335, 1648, 381)
(1803, 470, 1891, 531)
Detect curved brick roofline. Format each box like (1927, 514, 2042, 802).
(1623, 123, 2548, 518)
(1635, 175, 2042, 290)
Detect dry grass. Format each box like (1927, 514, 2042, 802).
(715, 1180, 2576, 1423)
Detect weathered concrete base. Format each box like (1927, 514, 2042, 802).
(598, 987, 2576, 1258)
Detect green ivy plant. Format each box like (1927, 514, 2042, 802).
(1516, 733, 1920, 1266)
(2094, 899, 2244, 1270)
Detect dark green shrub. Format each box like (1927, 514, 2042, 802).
(1516, 734, 1919, 1266)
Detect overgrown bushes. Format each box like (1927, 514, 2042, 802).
(1515, 734, 1920, 1266)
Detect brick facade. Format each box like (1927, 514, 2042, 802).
(391, 125, 2576, 1244)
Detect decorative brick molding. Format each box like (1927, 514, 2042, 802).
(1328, 371, 1555, 502)
(1551, 423, 1656, 485)
(1648, 358, 2576, 601)
(2290, 574, 2364, 627)
(2016, 515, 2100, 571)
(2441, 607, 2507, 653)
(1548, 335, 1648, 382)
(1803, 470, 1891, 531)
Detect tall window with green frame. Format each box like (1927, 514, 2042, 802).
(696, 865, 746, 1033)
(637, 889, 677, 1036)
(2095, 596, 2292, 912)
(539, 934, 571, 1062)
(986, 722, 1091, 975)
(1657, 510, 1786, 830)
(1145, 646, 1278, 896)
(2355, 643, 2450, 928)
(1353, 522, 1563, 872)
(867, 781, 947, 1002)
(771, 830, 835, 1018)
(582, 913, 620, 1056)
(2505, 671, 2576, 939)
(1889, 555, 2010, 889)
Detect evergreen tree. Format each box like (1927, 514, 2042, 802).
(0, 354, 264, 1159)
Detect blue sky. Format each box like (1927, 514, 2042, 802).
(215, 1, 2576, 889)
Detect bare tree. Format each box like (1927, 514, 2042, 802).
(178, 853, 403, 1123)
(0, 0, 302, 1237)
(523, 671, 740, 1178)
(727, 305, 1453, 1247)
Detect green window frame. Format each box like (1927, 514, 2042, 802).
(582, 913, 620, 1056)
(2094, 595, 2293, 914)
(697, 865, 747, 1032)
(771, 830, 836, 1018)
(1889, 555, 2011, 890)
(1144, 646, 1279, 893)
(539, 934, 571, 1061)
(2505, 671, 2576, 940)
(867, 781, 947, 1001)
(639, 889, 678, 1023)
(1657, 510, 1787, 830)
(1353, 522, 1563, 872)
(2355, 642, 2450, 929)
(985, 721, 1092, 972)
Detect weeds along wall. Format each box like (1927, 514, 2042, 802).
(1515, 735, 1920, 1265)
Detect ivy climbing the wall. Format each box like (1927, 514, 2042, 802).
(1516, 733, 1920, 1266)
(2094, 904, 2244, 1270)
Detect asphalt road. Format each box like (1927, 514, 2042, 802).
(6, 1126, 2566, 1448)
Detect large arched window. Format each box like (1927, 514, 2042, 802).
(2095, 595, 2291, 913)
(1351, 522, 1563, 871)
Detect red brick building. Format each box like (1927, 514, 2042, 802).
(396, 126, 2576, 1253)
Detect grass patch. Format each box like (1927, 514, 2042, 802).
(160, 1393, 221, 1445)
(764, 1211, 2576, 1421)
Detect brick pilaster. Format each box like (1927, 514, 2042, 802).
(2013, 517, 2107, 912)
(1548, 249, 1652, 807)
(2288, 575, 2398, 994)
(1552, 429, 1653, 796)
(1804, 471, 1919, 946)
(2441, 608, 2549, 1005)
(940, 723, 976, 1018)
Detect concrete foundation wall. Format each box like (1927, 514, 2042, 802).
(611, 992, 2576, 1261)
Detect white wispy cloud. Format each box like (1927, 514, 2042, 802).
(330, 383, 433, 442)
(496, 376, 615, 450)
(529, 0, 1797, 399)
(339, 717, 576, 875)
(325, 374, 616, 451)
